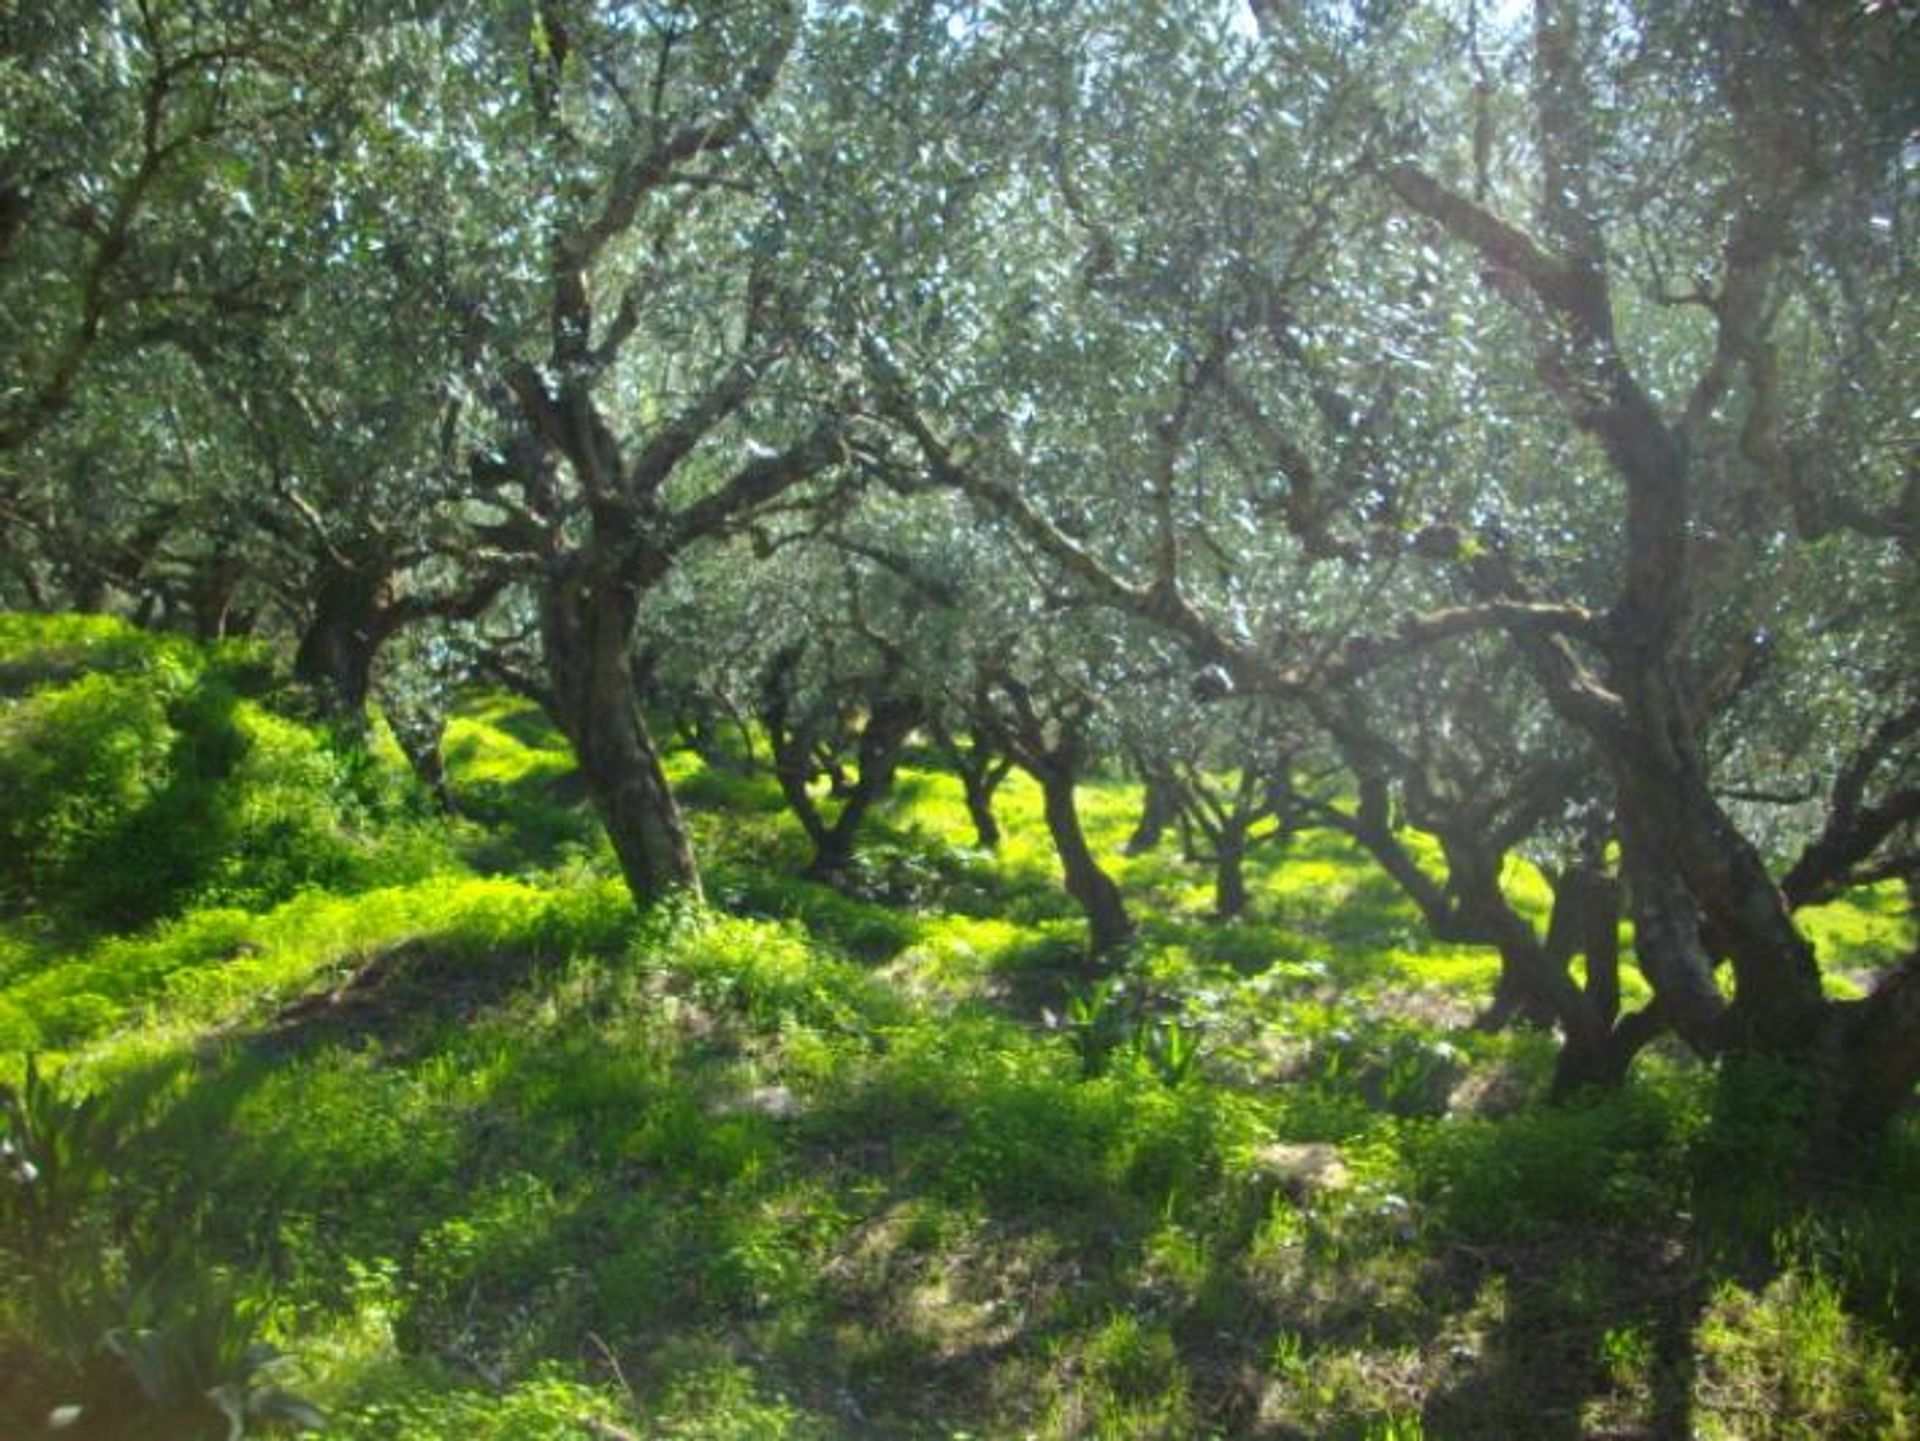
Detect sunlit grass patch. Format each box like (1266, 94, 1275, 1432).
(1113, 842, 1221, 915)
(1041, 1308, 1195, 1439)
(2, 627, 452, 932)
(883, 911, 1037, 1001)
(666, 749, 789, 817)
(0, 610, 228, 691)
(319, 1367, 640, 1440)
(443, 692, 573, 775)
(1693, 1262, 1913, 1439)
(657, 912, 905, 1035)
(635, 1345, 834, 1439)
(1799, 881, 1915, 993)
(218, 1045, 483, 1216)
(1382, 942, 1504, 995)
(1255, 851, 1396, 925)
(6, 645, 1916, 1441)
(803, 1010, 1269, 1227)
(1254, 1333, 1428, 1439)
(410, 1170, 574, 1308)
(878, 764, 980, 847)
(1164, 915, 1324, 977)
(709, 865, 921, 961)
(1498, 853, 1556, 924)
(929, 768, 1085, 889)
(1394, 1081, 1695, 1243)
(1075, 771, 1148, 847)
(0, 875, 633, 1067)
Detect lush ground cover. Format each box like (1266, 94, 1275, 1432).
(2, 617, 1915, 1438)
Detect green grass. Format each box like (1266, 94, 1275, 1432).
(1801, 880, 1917, 992)
(1, 616, 1913, 1439)
(0, 876, 633, 1065)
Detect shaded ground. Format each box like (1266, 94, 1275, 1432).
(250, 939, 557, 1060)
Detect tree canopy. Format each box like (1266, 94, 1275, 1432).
(4, 0, 1917, 1126)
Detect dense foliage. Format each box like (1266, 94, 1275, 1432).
(2, 0, 1916, 1435)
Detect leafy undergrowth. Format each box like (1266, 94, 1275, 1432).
(2, 619, 1914, 1438)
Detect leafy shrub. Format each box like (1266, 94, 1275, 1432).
(657, 912, 903, 1039)
(1690, 1057, 1818, 1243)
(672, 760, 787, 814)
(1, 1055, 127, 1361)
(1059, 975, 1137, 1078)
(1305, 1020, 1463, 1117)
(2, 1055, 321, 1436)
(0, 617, 451, 930)
(105, 1254, 324, 1437)
(0, 875, 632, 1056)
(1140, 1017, 1204, 1087)
(410, 1173, 567, 1313)
(1054, 975, 1205, 1085)
(0, 1053, 121, 1254)
(0, 611, 187, 691)
(0, 667, 179, 922)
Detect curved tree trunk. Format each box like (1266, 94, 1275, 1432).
(1818, 954, 1920, 1145)
(961, 767, 1005, 851)
(1477, 965, 1562, 1033)
(1124, 760, 1183, 855)
(933, 721, 1010, 851)
(388, 705, 456, 814)
(542, 563, 700, 904)
(1038, 764, 1134, 959)
(1376, 0, 1879, 1125)
(801, 692, 921, 881)
(1615, 730, 1826, 1052)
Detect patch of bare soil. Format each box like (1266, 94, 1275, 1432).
(248, 939, 546, 1057)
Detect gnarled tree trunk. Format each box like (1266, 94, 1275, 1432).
(293, 560, 393, 724)
(541, 560, 700, 904)
(1037, 759, 1134, 959)
(1214, 834, 1249, 920)
(801, 692, 922, 881)
(1124, 755, 1183, 855)
(932, 719, 1012, 851)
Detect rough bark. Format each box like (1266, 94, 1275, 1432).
(1213, 836, 1249, 920)
(1037, 761, 1134, 959)
(541, 562, 700, 903)
(799, 693, 922, 881)
(1298, 717, 1654, 1091)
(293, 562, 392, 722)
(960, 765, 1006, 851)
(1383, 4, 1832, 1069)
(1179, 765, 1277, 921)
(978, 677, 1134, 961)
(1613, 720, 1824, 1053)
(1820, 954, 1920, 1141)
(762, 646, 922, 880)
(933, 720, 1012, 851)
(1780, 698, 1920, 908)
(388, 705, 456, 814)
(1124, 759, 1183, 855)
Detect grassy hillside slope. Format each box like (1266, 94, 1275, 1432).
(2, 616, 1914, 1438)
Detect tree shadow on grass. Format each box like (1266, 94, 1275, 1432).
(1416, 1228, 1708, 1439)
